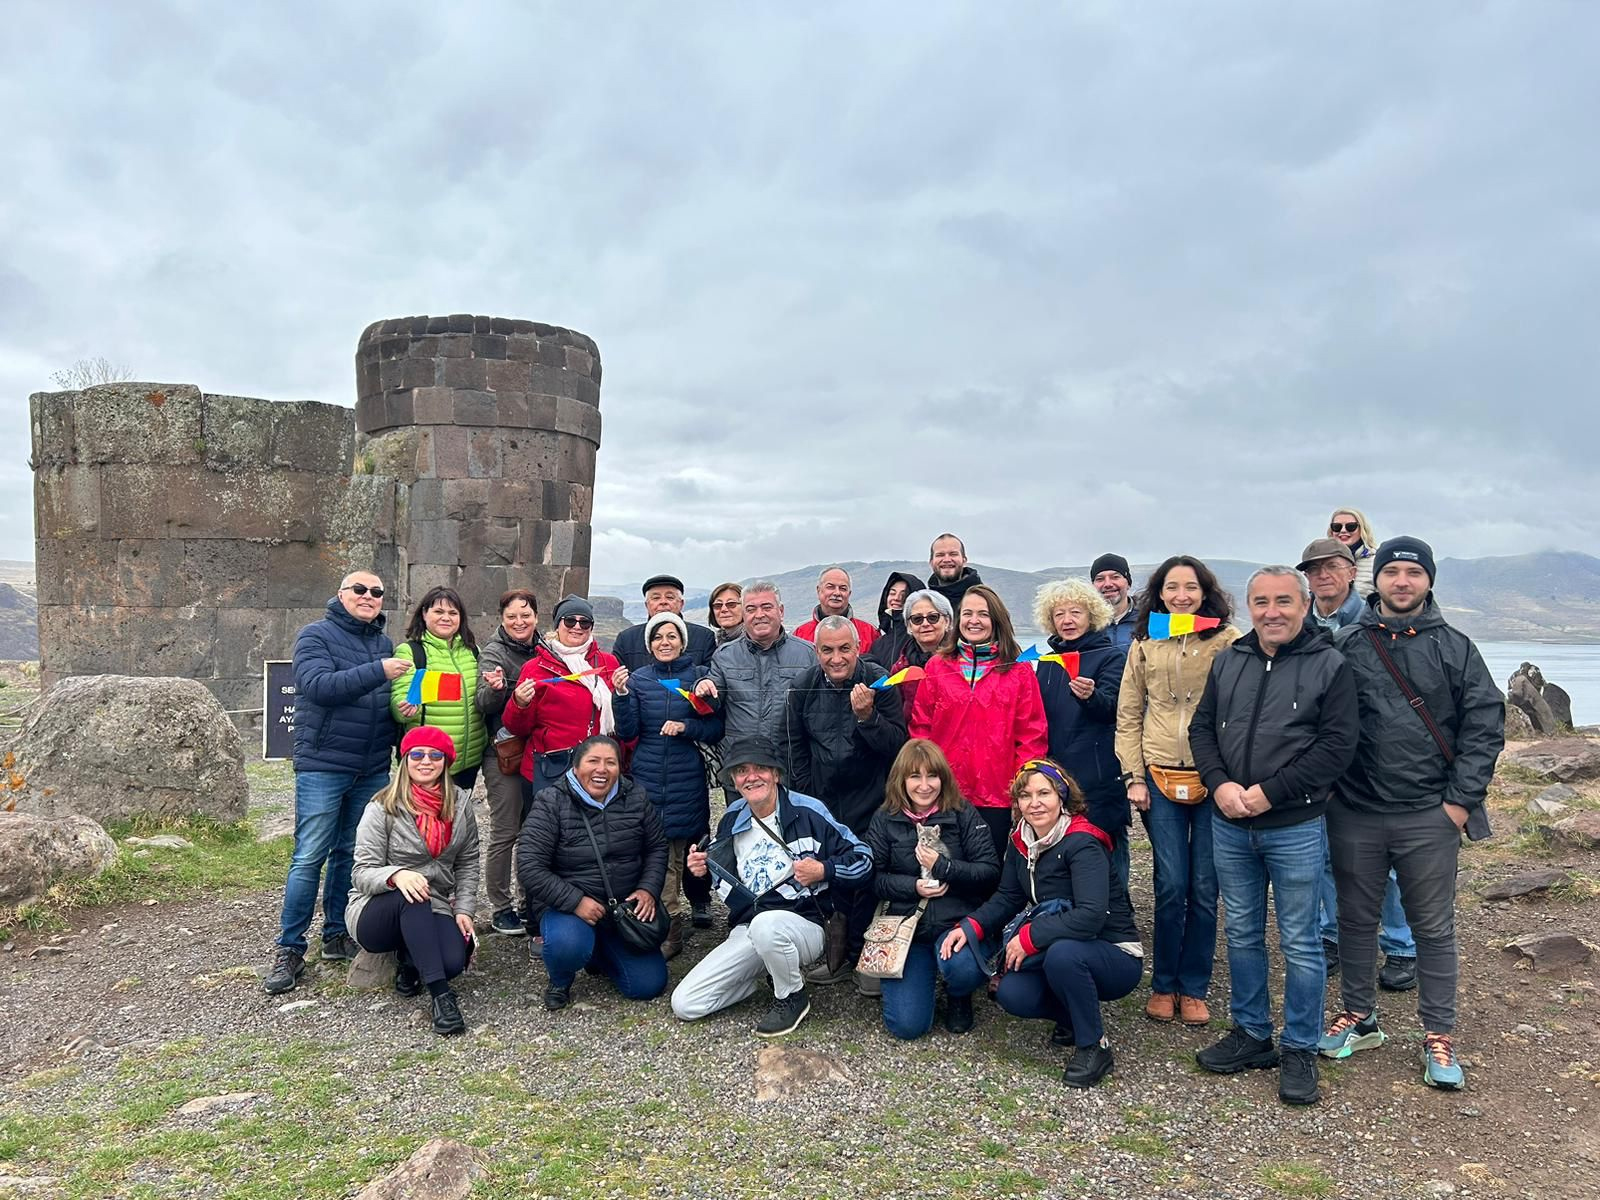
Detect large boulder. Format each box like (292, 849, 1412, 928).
(0, 812, 118, 907)
(1504, 702, 1535, 741)
(1544, 682, 1574, 730)
(354, 1138, 487, 1200)
(1504, 739, 1600, 784)
(5, 675, 248, 824)
(1507, 663, 1573, 734)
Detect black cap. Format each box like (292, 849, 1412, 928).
(1090, 553, 1132, 583)
(641, 574, 685, 595)
(1372, 536, 1436, 586)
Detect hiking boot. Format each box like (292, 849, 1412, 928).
(944, 993, 974, 1035)
(754, 989, 811, 1037)
(394, 961, 423, 997)
(490, 909, 526, 937)
(1179, 996, 1211, 1027)
(1063, 1042, 1115, 1089)
(1197, 1028, 1280, 1074)
(263, 948, 305, 995)
(691, 900, 713, 929)
(1422, 1033, 1465, 1090)
(431, 989, 466, 1036)
(854, 970, 882, 998)
(1318, 1010, 1385, 1059)
(1323, 939, 1341, 976)
(1050, 1021, 1074, 1048)
(321, 933, 360, 962)
(543, 985, 571, 1012)
(1144, 992, 1177, 1023)
(1278, 1048, 1320, 1105)
(804, 960, 853, 986)
(662, 915, 685, 962)
(1380, 955, 1417, 992)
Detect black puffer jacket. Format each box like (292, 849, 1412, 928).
(868, 571, 924, 670)
(1334, 598, 1505, 818)
(1189, 622, 1360, 830)
(516, 775, 668, 914)
(867, 805, 1000, 942)
(1037, 628, 1127, 832)
(926, 566, 982, 612)
(966, 818, 1140, 952)
(782, 660, 907, 835)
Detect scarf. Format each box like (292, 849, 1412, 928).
(715, 625, 744, 646)
(904, 804, 939, 824)
(1018, 812, 1070, 869)
(957, 639, 999, 685)
(411, 783, 452, 858)
(548, 636, 616, 735)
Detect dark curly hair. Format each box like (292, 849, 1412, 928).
(1131, 556, 1234, 640)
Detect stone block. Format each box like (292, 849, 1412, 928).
(569, 483, 593, 523)
(383, 392, 415, 429)
(270, 401, 355, 475)
(411, 386, 456, 426)
(355, 394, 390, 435)
(41, 605, 219, 679)
(425, 315, 450, 335)
(541, 480, 572, 521)
(214, 608, 292, 678)
(563, 346, 594, 376)
(119, 538, 197, 607)
(554, 397, 603, 445)
(506, 334, 539, 362)
(454, 563, 510, 616)
(520, 519, 551, 565)
(408, 519, 459, 564)
(438, 478, 490, 520)
(488, 480, 542, 520)
(29, 391, 77, 468)
(34, 464, 102, 537)
(34, 535, 114, 607)
(73, 383, 205, 466)
(571, 522, 592, 566)
(427, 427, 472, 479)
(471, 333, 508, 359)
(499, 430, 569, 483)
(264, 543, 353, 608)
(493, 391, 532, 429)
(545, 520, 577, 565)
(441, 357, 488, 390)
(524, 394, 559, 431)
(484, 359, 533, 394)
(459, 519, 520, 569)
(574, 376, 601, 408)
(329, 473, 398, 545)
(435, 335, 469, 358)
(404, 564, 458, 607)
(447, 314, 476, 334)
(452, 390, 499, 427)
(468, 430, 501, 478)
(201, 394, 275, 467)
(99, 464, 194, 538)
(208, 674, 275, 718)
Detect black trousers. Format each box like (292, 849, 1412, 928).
(356, 889, 471, 985)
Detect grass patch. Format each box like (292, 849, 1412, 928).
(1108, 1131, 1169, 1157)
(1256, 1161, 1335, 1196)
(1, 816, 291, 937)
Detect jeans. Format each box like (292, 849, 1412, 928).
(879, 937, 988, 1040)
(539, 910, 668, 1000)
(1211, 814, 1326, 1052)
(276, 767, 390, 954)
(994, 939, 1144, 1047)
(1144, 781, 1219, 998)
(1109, 829, 1131, 895)
(355, 890, 471, 984)
(1320, 853, 1415, 958)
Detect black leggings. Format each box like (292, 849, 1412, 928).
(356, 890, 471, 985)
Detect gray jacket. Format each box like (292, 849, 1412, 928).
(705, 630, 817, 747)
(345, 791, 481, 933)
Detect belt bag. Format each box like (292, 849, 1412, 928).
(1149, 764, 1207, 804)
(855, 899, 928, 980)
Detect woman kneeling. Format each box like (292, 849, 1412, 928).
(347, 727, 480, 1036)
(518, 735, 670, 1011)
(941, 759, 1143, 1087)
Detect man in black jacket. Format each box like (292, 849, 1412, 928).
(926, 533, 982, 610)
(1188, 566, 1360, 1106)
(782, 616, 907, 985)
(1318, 537, 1504, 1091)
(611, 574, 718, 671)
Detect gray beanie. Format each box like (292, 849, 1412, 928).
(552, 594, 594, 624)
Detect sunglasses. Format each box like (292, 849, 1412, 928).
(344, 583, 385, 598)
(906, 612, 945, 627)
(406, 749, 446, 761)
(1329, 522, 1360, 535)
(560, 616, 594, 629)
(711, 600, 742, 609)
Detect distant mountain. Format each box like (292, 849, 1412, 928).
(0, 582, 39, 659)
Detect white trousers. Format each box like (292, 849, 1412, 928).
(671, 910, 825, 1020)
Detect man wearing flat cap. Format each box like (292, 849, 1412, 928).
(612, 573, 718, 672)
(1298, 538, 1363, 632)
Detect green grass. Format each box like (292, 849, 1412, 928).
(1256, 1161, 1336, 1196)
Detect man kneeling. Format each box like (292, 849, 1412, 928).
(671, 739, 872, 1036)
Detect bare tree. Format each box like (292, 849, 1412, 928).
(50, 356, 135, 390)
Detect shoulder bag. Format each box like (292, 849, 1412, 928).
(575, 806, 671, 952)
(855, 898, 928, 980)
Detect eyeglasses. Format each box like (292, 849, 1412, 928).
(406, 749, 446, 761)
(560, 616, 594, 629)
(906, 612, 945, 627)
(711, 600, 741, 610)
(1329, 522, 1360, 535)
(344, 583, 385, 598)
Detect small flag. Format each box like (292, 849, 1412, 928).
(534, 667, 606, 685)
(1147, 613, 1222, 640)
(1018, 646, 1081, 678)
(406, 670, 463, 706)
(658, 678, 715, 715)
(869, 666, 926, 690)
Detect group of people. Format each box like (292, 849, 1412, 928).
(264, 508, 1504, 1104)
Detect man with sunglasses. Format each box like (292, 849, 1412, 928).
(265, 571, 412, 995)
(611, 573, 718, 672)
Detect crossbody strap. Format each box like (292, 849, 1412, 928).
(575, 804, 619, 905)
(1364, 627, 1454, 764)
(749, 809, 795, 861)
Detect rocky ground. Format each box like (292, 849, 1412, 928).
(1, 744, 1598, 1200)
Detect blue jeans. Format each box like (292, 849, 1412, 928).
(1144, 782, 1219, 998)
(1109, 829, 1131, 895)
(276, 768, 389, 954)
(1211, 815, 1326, 1052)
(1320, 851, 1414, 958)
(540, 910, 668, 1000)
(994, 939, 1143, 1047)
(879, 937, 988, 1040)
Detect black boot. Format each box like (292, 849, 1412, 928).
(945, 993, 975, 1035)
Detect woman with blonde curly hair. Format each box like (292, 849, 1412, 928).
(1327, 507, 1378, 597)
(1032, 579, 1130, 889)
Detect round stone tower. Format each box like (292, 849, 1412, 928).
(354, 314, 602, 633)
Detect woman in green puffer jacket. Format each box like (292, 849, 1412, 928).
(391, 586, 488, 790)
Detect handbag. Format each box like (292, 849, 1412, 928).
(1148, 763, 1207, 804)
(1363, 628, 1492, 842)
(855, 898, 928, 979)
(575, 806, 672, 953)
(493, 731, 527, 776)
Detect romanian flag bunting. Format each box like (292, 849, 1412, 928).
(1146, 613, 1222, 640)
(869, 666, 926, 690)
(406, 670, 463, 706)
(658, 678, 715, 715)
(1017, 646, 1080, 678)
(534, 667, 606, 685)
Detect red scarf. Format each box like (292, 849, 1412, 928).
(411, 783, 453, 858)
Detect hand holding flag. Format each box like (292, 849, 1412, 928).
(659, 678, 715, 715)
(869, 666, 926, 690)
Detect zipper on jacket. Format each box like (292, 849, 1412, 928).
(1241, 656, 1273, 787)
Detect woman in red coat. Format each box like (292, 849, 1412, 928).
(909, 584, 1047, 866)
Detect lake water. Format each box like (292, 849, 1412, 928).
(1478, 641, 1600, 724)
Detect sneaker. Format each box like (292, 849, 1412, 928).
(431, 989, 466, 1036)
(1179, 996, 1211, 1027)
(1380, 955, 1418, 992)
(1063, 1042, 1115, 1089)
(1278, 1047, 1320, 1105)
(1318, 1010, 1385, 1059)
(691, 900, 713, 930)
(491, 909, 526, 936)
(1049, 1020, 1075, 1048)
(754, 989, 811, 1037)
(1323, 939, 1341, 976)
(944, 993, 974, 1035)
(1422, 1033, 1465, 1090)
(1144, 992, 1177, 1023)
(321, 933, 360, 962)
(1197, 1028, 1280, 1074)
(804, 960, 853, 986)
(853, 970, 882, 998)
(543, 985, 571, 1012)
(394, 961, 422, 997)
(263, 948, 305, 995)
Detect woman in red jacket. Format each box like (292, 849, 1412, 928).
(909, 584, 1047, 866)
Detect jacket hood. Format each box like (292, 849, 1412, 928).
(1010, 813, 1112, 854)
(324, 596, 387, 635)
(1355, 594, 1445, 633)
(1048, 627, 1112, 655)
(927, 565, 982, 592)
(877, 571, 924, 630)
(1230, 619, 1334, 661)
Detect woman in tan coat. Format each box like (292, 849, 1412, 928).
(1115, 556, 1239, 1027)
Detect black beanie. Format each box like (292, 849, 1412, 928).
(1090, 553, 1132, 583)
(1372, 536, 1436, 585)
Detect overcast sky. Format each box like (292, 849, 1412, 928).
(4, 2, 1596, 586)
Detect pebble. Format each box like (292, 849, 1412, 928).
(276, 1000, 317, 1014)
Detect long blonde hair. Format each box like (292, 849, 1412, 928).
(1329, 506, 1376, 551)
(376, 764, 460, 822)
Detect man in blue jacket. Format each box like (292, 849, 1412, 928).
(265, 571, 409, 994)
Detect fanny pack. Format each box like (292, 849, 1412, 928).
(1148, 764, 1207, 805)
